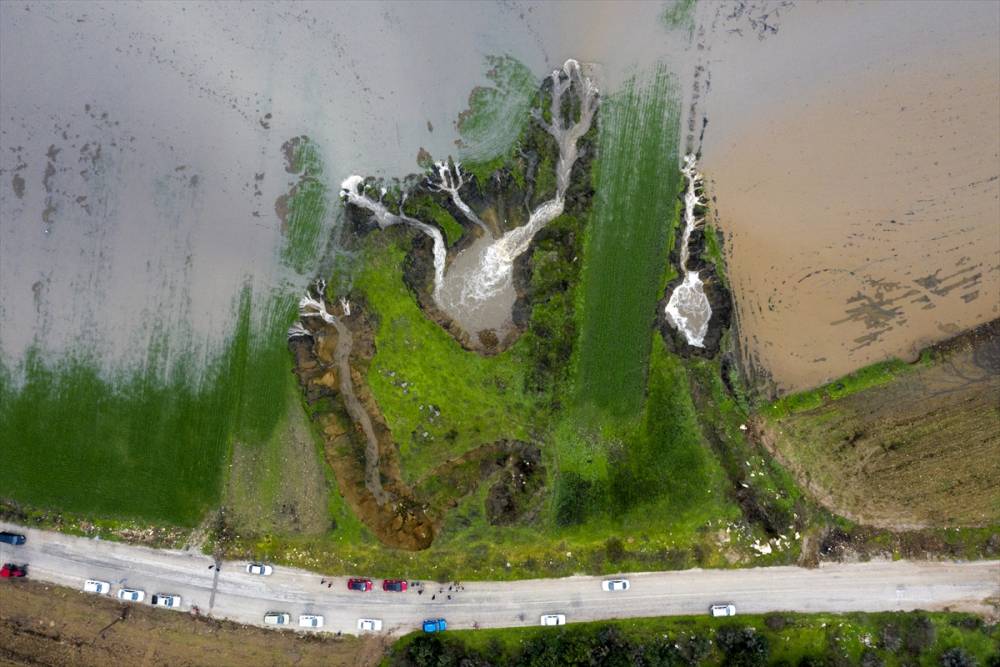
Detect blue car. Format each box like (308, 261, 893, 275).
(422, 618, 447, 633)
(0, 532, 26, 546)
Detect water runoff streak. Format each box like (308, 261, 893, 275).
(664, 154, 712, 347)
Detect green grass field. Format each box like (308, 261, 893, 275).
(573, 66, 682, 416)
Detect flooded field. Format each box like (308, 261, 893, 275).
(696, 0, 1000, 393)
(0, 0, 697, 524)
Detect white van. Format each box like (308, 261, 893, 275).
(358, 618, 383, 632)
(83, 579, 111, 595)
(264, 612, 291, 626)
(151, 594, 182, 608)
(540, 614, 566, 626)
(298, 614, 324, 628)
(710, 603, 737, 617)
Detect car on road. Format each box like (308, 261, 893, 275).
(540, 614, 566, 626)
(263, 612, 291, 626)
(151, 594, 182, 608)
(83, 579, 111, 594)
(601, 579, 630, 592)
(422, 618, 447, 633)
(710, 603, 737, 617)
(1, 563, 27, 578)
(0, 531, 26, 546)
(347, 577, 373, 592)
(357, 618, 383, 632)
(382, 578, 408, 592)
(117, 588, 146, 602)
(246, 563, 273, 576)
(298, 614, 324, 628)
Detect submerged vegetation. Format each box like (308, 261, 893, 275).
(0, 138, 331, 529)
(0, 288, 293, 526)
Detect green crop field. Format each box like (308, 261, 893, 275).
(573, 66, 682, 416)
(280, 138, 330, 274)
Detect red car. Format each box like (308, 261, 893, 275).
(382, 579, 408, 592)
(347, 578, 372, 592)
(0, 563, 27, 578)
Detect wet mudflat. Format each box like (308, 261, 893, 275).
(696, 0, 1000, 394)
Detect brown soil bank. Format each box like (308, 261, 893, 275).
(757, 320, 1000, 529)
(290, 296, 435, 550)
(0, 579, 365, 667)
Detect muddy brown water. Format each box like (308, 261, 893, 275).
(694, 0, 1000, 394)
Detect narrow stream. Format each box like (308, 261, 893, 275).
(291, 283, 390, 506)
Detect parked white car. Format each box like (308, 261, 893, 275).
(540, 614, 566, 626)
(151, 594, 181, 608)
(711, 603, 737, 617)
(601, 579, 630, 592)
(357, 618, 383, 632)
(117, 588, 146, 602)
(298, 614, 324, 628)
(246, 562, 273, 576)
(263, 612, 291, 625)
(83, 579, 110, 595)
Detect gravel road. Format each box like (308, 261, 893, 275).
(2, 522, 996, 636)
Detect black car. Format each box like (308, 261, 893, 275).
(0, 531, 26, 546)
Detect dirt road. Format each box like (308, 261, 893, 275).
(2, 522, 996, 636)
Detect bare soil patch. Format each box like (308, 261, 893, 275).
(758, 321, 1000, 529)
(0, 579, 365, 667)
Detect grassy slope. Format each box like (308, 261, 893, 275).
(573, 66, 681, 415)
(388, 612, 998, 667)
(358, 234, 538, 481)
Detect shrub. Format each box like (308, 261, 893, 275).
(554, 472, 594, 526)
(905, 615, 936, 655)
(940, 647, 977, 667)
(605, 537, 626, 563)
(716, 625, 770, 667)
